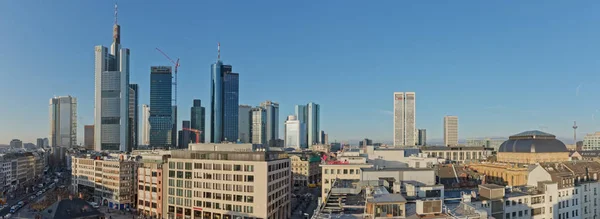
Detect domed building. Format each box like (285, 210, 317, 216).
(497, 130, 570, 164)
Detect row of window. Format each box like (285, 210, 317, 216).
(557, 210, 579, 219)
(323, 168, 360, 175)
(167, 198, 254, 214)
(138, 200, 158, 208)
(168, 171, 255, 182)
(168, 162, 255, 172)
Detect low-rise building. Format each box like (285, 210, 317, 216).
(420, 146, 492, 164)
(71, 153, 138, 209)
(288, 152, 321, 188)
(137, 154, 169, 218)
(164, 143, 291, 219)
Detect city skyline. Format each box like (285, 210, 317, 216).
(3, 1, 600, 144)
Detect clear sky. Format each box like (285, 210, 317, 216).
(1, 0, 600, 145)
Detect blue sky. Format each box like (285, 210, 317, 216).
(1, 1, 600, 145)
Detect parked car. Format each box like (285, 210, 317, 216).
(88, 202, 100, 209)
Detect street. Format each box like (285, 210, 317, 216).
(291, 187, 320, 219)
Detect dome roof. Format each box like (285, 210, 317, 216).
(498, 130, 568, 153)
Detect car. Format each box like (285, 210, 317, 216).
(9, 205, 17, 213)
(88, 202, 100, 209)
(4, 213, 12, 218)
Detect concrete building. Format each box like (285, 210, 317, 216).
(582, 132, 600, 150)
(238, 105, 252, 143)
(71, 154, 138, 209)
(421, 146, 492, 164)
(284, 115, 306, 149)
(260, 101, 279, 144)
(137, 154, 169, 218)
(164, 143, 291, 219)
(250, 107, 266, 145)
(49, 96, 77, 148)
(9, 139, 22, 149)
(94, 10, 130, 152)
(288, 152, 321, 187)
(466, 138, 506, 151)
(129, 84, 139, 151)
(359, 138, 373, 147)
(84, 125, 94, 150)
(141, 104, 150, 146)
(418, 129, 427, 146)
(394, 92, 416, 146)
(444, 115, 458, 147)
(36, 138, 44, 148)
(210, 45, 240, 143)
(172, 105, 178, 149)
(149, 66, 173, 148)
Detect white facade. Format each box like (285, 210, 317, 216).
(94, 22, 130, 152)
(141, 104, 150, 145)
(251, 107, 266, 145)
(394, 92, 416, 146)
(260, 101, 279, 142)
(284, 115, 306, 149)
(49, 96, 77, 147)
(444, 115, 459, 146)
(582, 132, 600, 150)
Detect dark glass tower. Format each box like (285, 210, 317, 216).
(210, 45, 239, 143)
(128, 84, 138, 151)
(149, 66, 173, 148)
(191, 99, 206, 143)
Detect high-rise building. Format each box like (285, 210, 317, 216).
(319, 130, 327, 144)
(418, 129, 427, 146)
(444, 116, 459, 146)
(141, 104, 150, 145)
(393, 92, 416, 146)
(49, 96, 77, 148)
(210, 44, 240, 143)
(190, 99, 206, 143)
(36, 138, 44, 148)
(171, 105, 177, 148)
(94, 8, 130, 151)
(359, 138, 373, 147)
(178, 120, 191, 148)
(285, 115, 306, 149)
(307, 102, 320, 146)
(294, 105, 308, 145)
(84, 125, 94, 150)
(128, 84, 138, 151)
(250, 107, 266, 145)
(43, 138, 49, 147)
(582, 132, 600, 150)
(9, 139, 22, 149)
(238, 105, 252, 143)
(149, 66, 173, 148)
(260, 100, 279, 143)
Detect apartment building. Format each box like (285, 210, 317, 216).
(421, 146, 492, 163)
(71, 154, 138, 209)
(288, 152, 321, 187)
(137, 154, 169, 218)
(0, 158, 12, 192)
(164, 143, 291, 219)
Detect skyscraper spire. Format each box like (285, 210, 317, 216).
(114, 3, 118, 25)
(217, 42, 221, 60)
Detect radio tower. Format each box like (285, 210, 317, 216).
(573, 121, 578, 144)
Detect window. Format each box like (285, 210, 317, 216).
(177, 171, 183, 178)
(169, 170, 175, 178)
(185, 162, 192, 170)
(506, 213, 510, 219)
(246, 175, 254, 182)
(324, 169, 328, 174)
(518, 211, 522, 217)
(234, 165, 241, 171)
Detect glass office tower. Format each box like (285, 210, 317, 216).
(210, 58, 239, 143)
(149, 66, 173, 147)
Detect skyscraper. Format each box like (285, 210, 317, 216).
(149, 66, 173, 148)
(84, 125, 94, 150)
(49, 96, 77, 148)
(94, 5, 130, 151)
(307, 102, 320, 146)
(393, 92, 416, 146)
(294, 105, 308, 144)
(285, 115, 306, 149)
(190, 100, 206, 143)
(179, 120, 191, 148)
(418, 129, 427, 146)
(36, 138, 44, 148)
(250, 107, 266, 145)
(10, 139, 22, 149)
(141, 104, 150, 145)
(172, 105, 178, 148)
(444, 116, 459, 146)
(238, 105, 252, 143)
(128, 84, 138, 151)
(210, 44, 239, 143)
(260, 101, 279, 143)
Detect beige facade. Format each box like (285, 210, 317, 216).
(468, 163, 529, 187)
(421, 146, 489, 163)
(163, 150, 291, 219)
(71, 155, 137, 209)
(320, 163, 373, 202)
(289, 153, 321, 187)
(497, 152, 570, 164)
(138, 155, 169, 218)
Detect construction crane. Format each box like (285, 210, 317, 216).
(155, 48, 180, 107)
(183, 128, 202, 143)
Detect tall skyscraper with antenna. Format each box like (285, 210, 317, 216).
(94, 4, 130, 151)
(210, 43, 240, 143)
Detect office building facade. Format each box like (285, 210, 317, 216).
(393, 92, 416, 146)
(583, 132, 600, 150)
(190, 99, 206, 143)
(149, 66, 173, 148)
(306, 102, 320, 146)
(238, 105, 252, 143)
(141, 104, 150, 146)
(210, 49, 240, 143)
(94, 17, 130, 151)
(418, 129, 427, 146)
(49, 96, 77, 148)
(444, 116, 458, 146)
(179, 120, 191, 148)
(129, 84, 138, 151)
(10, 139, 23, 149)
(285, 115, 306, 149)
(172, 105, 178, 148)
(84, 125, 94, 150)
(250, 107, 266, 145)
(260, 101, 279, 143)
